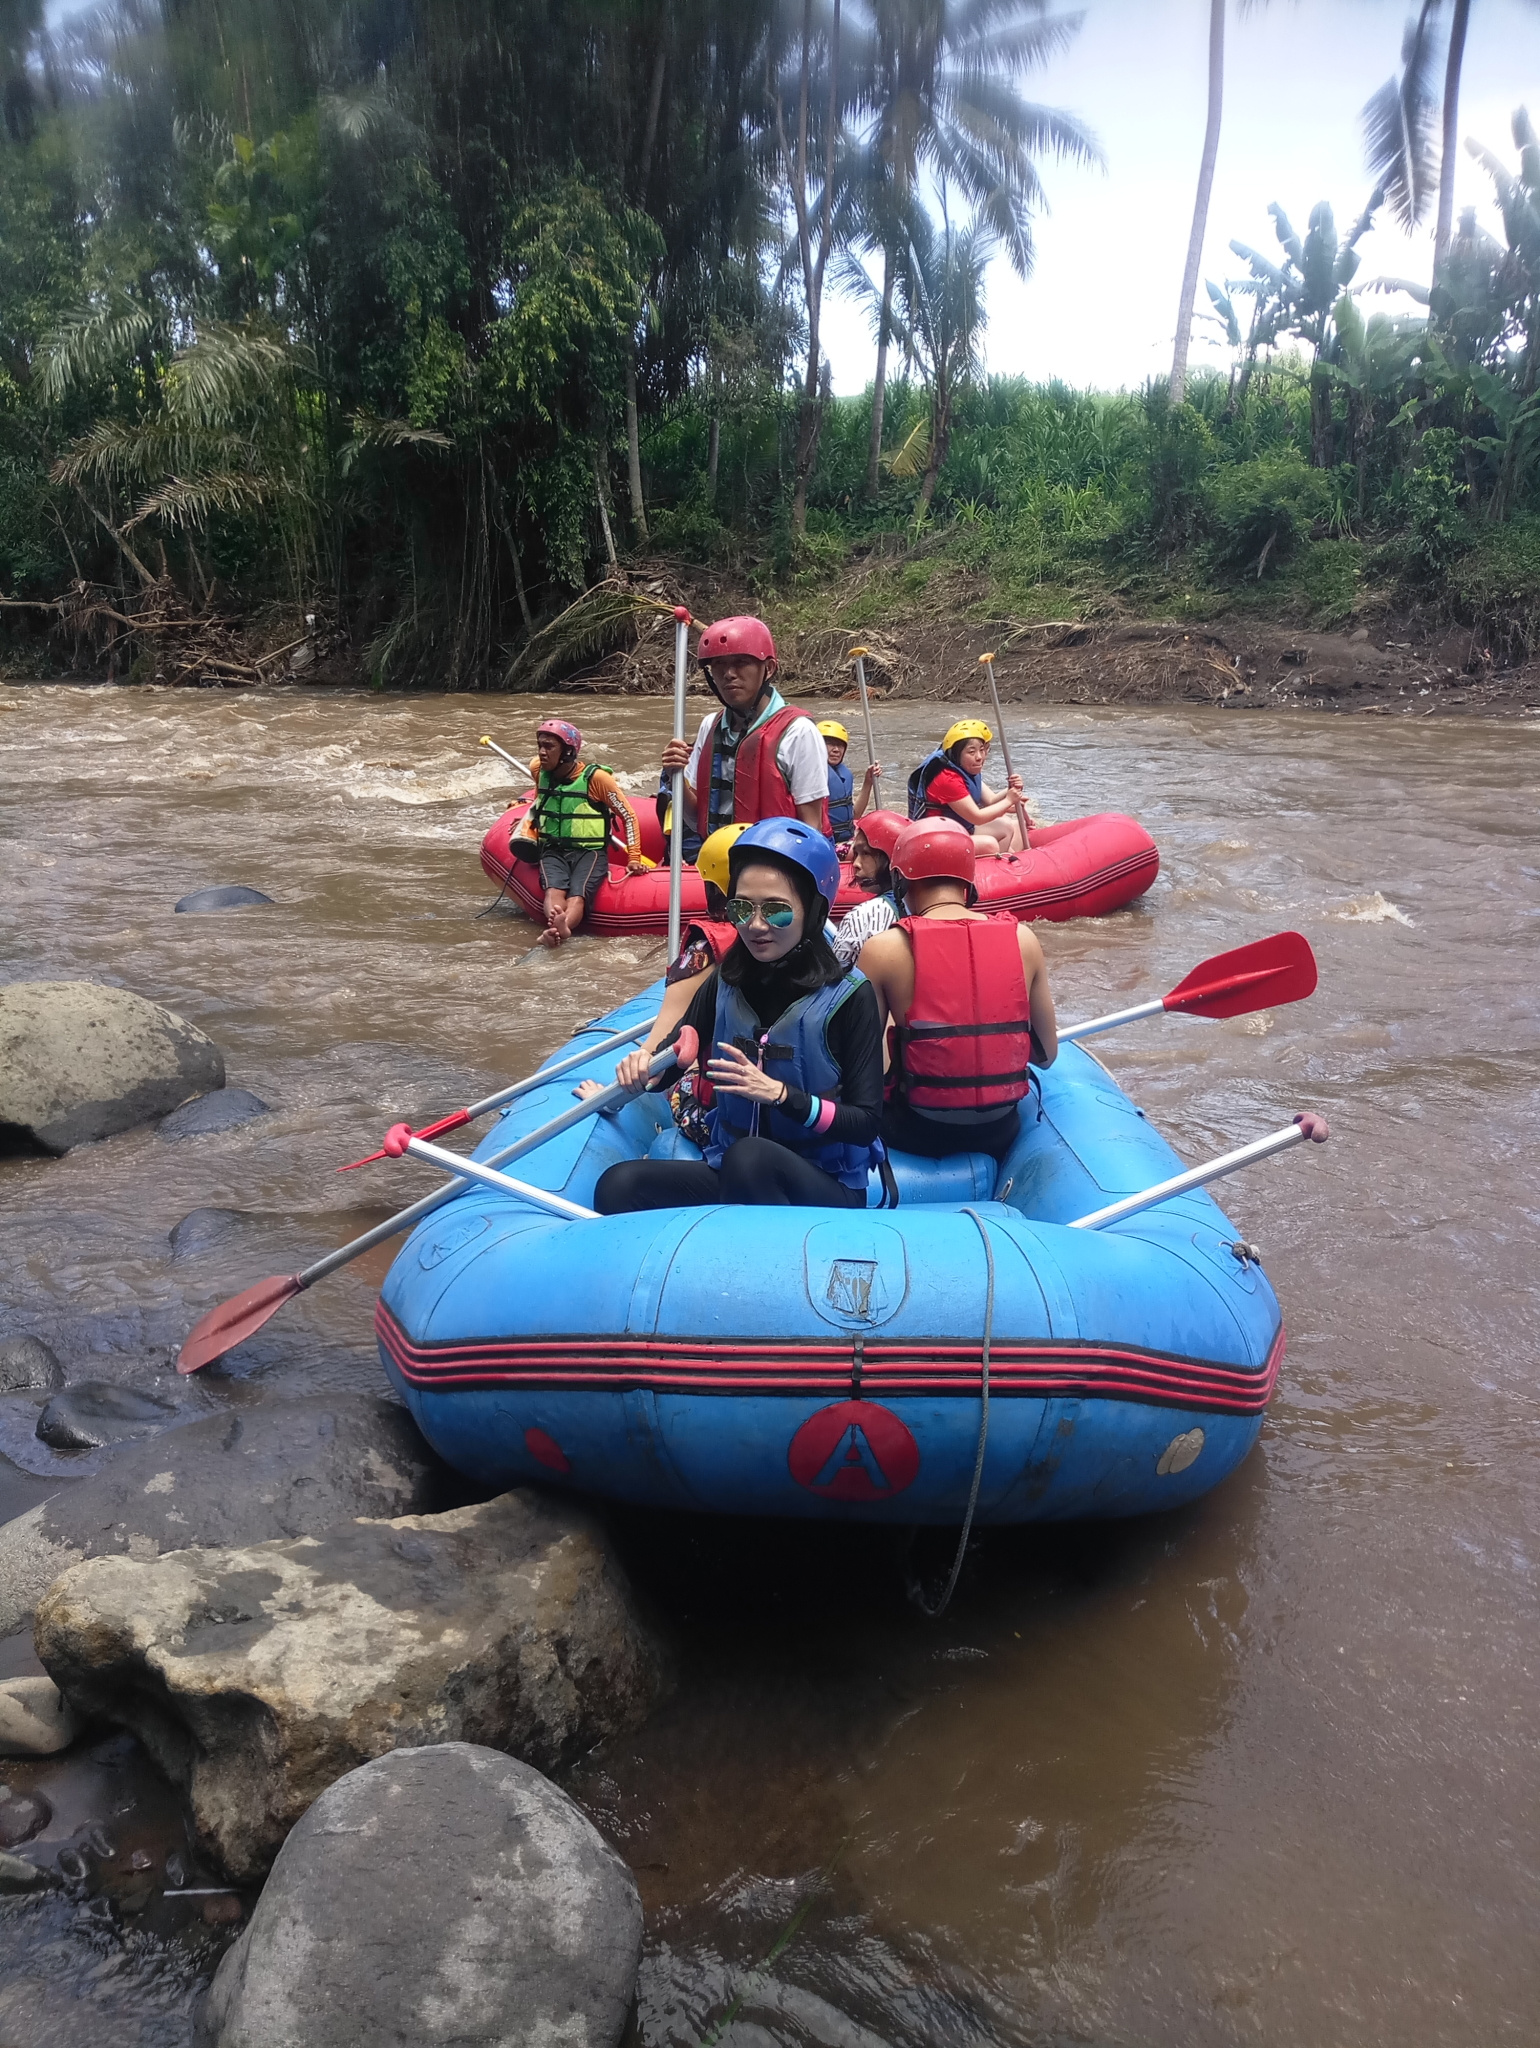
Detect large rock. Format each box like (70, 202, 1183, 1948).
(0, 1394, 448, 1638)
(202, 1744, 643, 2048)
(36, 1491, 665, 1881)
(0, 981, 224, 1152)
(35, 1380, 178, 1450)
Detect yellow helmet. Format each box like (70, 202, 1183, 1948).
(942, 718, 992, 753)
(817, 720, 851, 745)
(696, 823, 748, 897)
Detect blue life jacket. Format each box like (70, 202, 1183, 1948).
(825, 759, 855, 839)
(906, 750, 984, 831)
(704, 972, 882, 1190)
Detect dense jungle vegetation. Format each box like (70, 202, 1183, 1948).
(0, 0, 1536, 688)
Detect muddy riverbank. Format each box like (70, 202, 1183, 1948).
(1, 682, 1537, 2044)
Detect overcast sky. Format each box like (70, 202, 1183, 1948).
(822, 0, 1539, 394)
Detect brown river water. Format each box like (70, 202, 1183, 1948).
(1, 681, 1538, 2045)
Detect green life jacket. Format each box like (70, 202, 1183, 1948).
(533, 761, 612, 848)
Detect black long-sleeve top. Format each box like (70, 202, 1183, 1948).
(660, 964, 884, 1148)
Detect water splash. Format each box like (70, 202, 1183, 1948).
(1332, 891, 1415, 926)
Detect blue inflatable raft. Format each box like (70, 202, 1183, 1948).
(376, 984, 1285, 1524)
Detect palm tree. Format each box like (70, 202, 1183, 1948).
(1169, 0, 1226, 408)
(1361, 0, 1442, 230)
(859, 0, 1097, 498)
(849, 192, 994, 513)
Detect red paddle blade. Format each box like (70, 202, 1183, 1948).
(177, 1274, 304, 1374)
(1163, 931, 1317, 1020)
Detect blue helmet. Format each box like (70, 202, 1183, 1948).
(729, 817, 842, 913)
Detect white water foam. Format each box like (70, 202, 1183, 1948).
(1332, 892, 1415, 926)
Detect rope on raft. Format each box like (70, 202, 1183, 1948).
(907, 1204, 994, 1620)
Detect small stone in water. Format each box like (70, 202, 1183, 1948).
(85, 1825, 114, 1859)
(57, 1846, 87, 1882)
(165, 1851, 186, 1887)
(129, 1847, 153, 1872)
(36, 1381, 177, 1451)
(0, 1790, 50, 1847)
(0, 1848, 54, 1893)
(202, 1893, 244, 1926)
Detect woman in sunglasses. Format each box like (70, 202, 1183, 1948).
(593, 819, 885, 1211)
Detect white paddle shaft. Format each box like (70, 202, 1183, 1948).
(668, 610, 689, 960)
(481, 736, 524, 774)
(1059, 998, 1165, 1043)
(980, 658, 1031, 842)
(403, 1138, 598, 1221)
(1070, 1122, 1311, 1231)
(853, 653, 881, 808)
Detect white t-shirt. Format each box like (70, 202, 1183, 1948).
(831, 892, 898, 967)
(685, 692, 829, 813)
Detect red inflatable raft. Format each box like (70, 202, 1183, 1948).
(480, 797, 1158, 934)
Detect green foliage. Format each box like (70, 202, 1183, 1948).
(1202, 452, 1335, 573)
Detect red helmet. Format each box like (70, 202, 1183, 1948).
(696, 616, 776, 668)
(853, 809, 907, 860)
(536, 718, 582, 754)
(892, 818, 976, 888)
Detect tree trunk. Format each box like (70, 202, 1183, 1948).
(788, 0, 842, 537)
(1433, 0, 1472, 277)
(1169, 0, 1226, 409)
(706, 410, 721, 506)
(592, 444, 618, 568)
(917, 388, 950, 515)
(624, 351, 648, 544)
(1308, 363, 1335, 469)
(864, 247, 896, 499)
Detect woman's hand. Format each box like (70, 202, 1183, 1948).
(611, 1049, 655, 1096)
(572, 1077, 605, 1101)
(705, 1040, 787, 1105)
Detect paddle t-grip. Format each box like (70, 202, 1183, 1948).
(1293, 1111, 1330, 1142)
(383, 1123, 415, 1158)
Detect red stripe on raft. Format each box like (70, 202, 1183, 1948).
(376, 1303, 1284, 1416)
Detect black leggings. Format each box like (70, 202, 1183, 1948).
(594, 1134, 865, 1213)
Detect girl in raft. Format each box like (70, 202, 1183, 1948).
(829, 810, 907, 966)
(906, 718, 1029, 857)
(509, 719, 647, 946)
(594, 818, 885, 1211)
(817, 721, 881, 845)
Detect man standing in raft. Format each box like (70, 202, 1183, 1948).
(659, 616, 830, 845)
(859, 818, 1058, 1165)
(907, 720, 1029, 857)
(512, 719, 645, 946)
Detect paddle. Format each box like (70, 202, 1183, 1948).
(479, 735, 526, 779)
(177, 1029, 696, 1373)
(846, 646, 882, 809)
(337, 1019, 653, 1170)
(667, 605, 692, 962)
(978, 652, 1032, 847)
(1070, 1112, 1330, 1230)
(1059, 931, 1317, 1043)
(381, 1128, 598, 1221)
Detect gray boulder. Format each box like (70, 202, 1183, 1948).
(0, 1393, 447, 1638)
(0, 1337, 63, 1393)
(36, 1380, 178, 1450)
(36, 1491, 666, 1881)
(202, 1744, 643, 2048)
(0, 981, 224, 1152)
(157, 1089, 270, 1140)
(174, 886, 273, 913)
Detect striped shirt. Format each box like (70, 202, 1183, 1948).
(831, 891, 898, 967)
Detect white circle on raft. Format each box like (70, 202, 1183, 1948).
(1157, 1428, 1206, 1476)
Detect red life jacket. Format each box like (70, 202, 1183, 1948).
(694, 703, 827, 839)
(664, 919, 738, 986)
(891, 914, 1032, 1113)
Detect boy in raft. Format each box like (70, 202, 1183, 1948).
(658, 616, 829, 841)
(594, 819, 885, 1211)
(907, 719, 1029, 857)
(830, 809, 906, 966)
(817, 720, 881, 845)
(858, 818, 1058, 1163)
(512, 719, 646, 947)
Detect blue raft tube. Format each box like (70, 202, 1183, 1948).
(376, 983, 1287, 1525)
